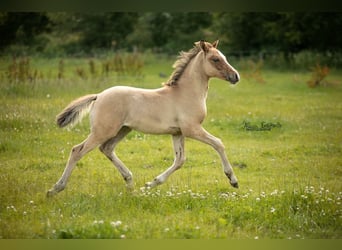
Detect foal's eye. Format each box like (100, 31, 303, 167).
(212, 58, 220, 63)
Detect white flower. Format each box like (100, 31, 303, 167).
(220, 193, 229, 199)
(93, 220, 104, 225)
(270, 207, 276, 213)
(9, 205, 17, 212)
(270, 189, 278, 196)
(111, 220, 122, 227)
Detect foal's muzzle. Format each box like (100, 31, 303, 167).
(226, 72, 240, 84)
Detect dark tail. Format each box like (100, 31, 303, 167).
(56, 94, 97, 128)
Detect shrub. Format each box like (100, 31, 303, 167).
(306, 63, 330, 88)
(241, 59, 265, 83)
(6, 57, 43, 83)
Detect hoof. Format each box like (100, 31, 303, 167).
(145, 179, 160, 189)
(145, 182, 153, 188)
(145, 177, 162, 188)
(225, 173, 239, 188)
(46, 189, 56, 198)
(126, 184, 135, 192)
(231, 182, 239, 189)
(46, 183, 64, 198)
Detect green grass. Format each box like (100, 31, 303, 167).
(0, 55, 341, 239)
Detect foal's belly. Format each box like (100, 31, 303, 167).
(134, 125, 181, 135)
(124, 117, 181, 135)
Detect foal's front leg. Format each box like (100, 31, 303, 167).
(187, 126, 239, 188)
(145, 134, 185, 188)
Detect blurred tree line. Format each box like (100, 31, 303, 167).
(1, 12, 341, 58)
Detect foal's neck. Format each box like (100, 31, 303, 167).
(177, 53, 209, 99)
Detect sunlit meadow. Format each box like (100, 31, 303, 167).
(0, 54, 341, 238)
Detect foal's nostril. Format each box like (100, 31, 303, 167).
(234, 72, 240, 82)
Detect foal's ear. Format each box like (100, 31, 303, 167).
(199, 40, 209, 53)
(212, 40, 219, 48)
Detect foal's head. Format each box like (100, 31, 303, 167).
(197, 40, 240, 84)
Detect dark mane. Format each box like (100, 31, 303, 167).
(164, 44, 202, 87)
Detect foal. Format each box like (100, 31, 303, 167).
(47, 40, 240, 197)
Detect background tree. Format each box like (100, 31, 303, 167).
(77, 13, 139, 50)
(1, 12, 342, 59)
(0, 12, 49, 51)
(213, 12, 342, 55)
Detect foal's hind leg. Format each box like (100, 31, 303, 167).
(47, 134, 102, 197)
(145, 134, 185, 188)
(99, 126, 134, 189)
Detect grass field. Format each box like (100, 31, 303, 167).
(0, 55, 341, 239)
